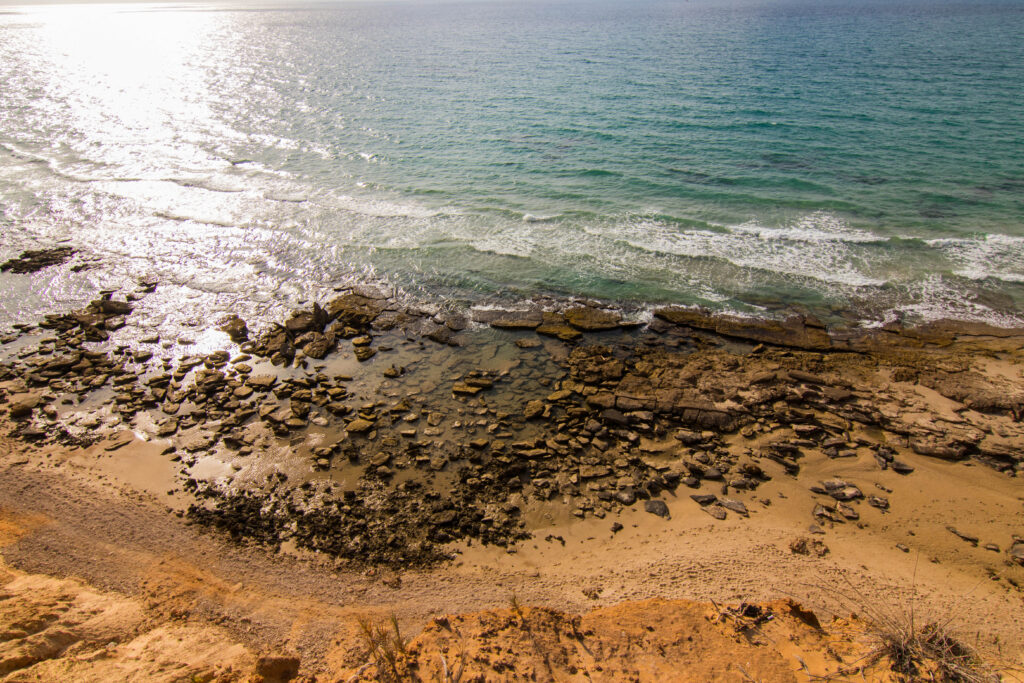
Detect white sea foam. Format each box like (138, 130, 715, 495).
(926, 233, 1024, 284)
(883, 274, 1024, 327)
(170, 177, 246, 194)
(522, 213, 560, 223)
(730, 212, 886, 244)
(263, 192, 308, 203)
(330, 193, 442, 220)
(585, 213, 889, 288)
(153, 211, 238, 229)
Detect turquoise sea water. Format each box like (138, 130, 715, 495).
(1, 0, 1023, 331)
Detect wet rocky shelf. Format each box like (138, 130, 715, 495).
(2, 281, 1023, 570)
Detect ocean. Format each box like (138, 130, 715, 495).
(2, 0, 1023, 337)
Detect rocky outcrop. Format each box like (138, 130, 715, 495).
(0, 247, 76, 274)
(654, 307, 832, 350)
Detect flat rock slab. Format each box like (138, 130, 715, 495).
(536, 323, 582, 342)
(719, 498, 748, 516)
(564, 307, 621, 331)
(705, 505, 727, 520)
(103, 430, 136, 452)
(654, 307, 832, 350)
(183, 433, 217, 452)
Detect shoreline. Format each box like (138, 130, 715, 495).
(1, 261, 1023, 678)
(2, 275, 1023, 558)
(4, 244, 1024, 356)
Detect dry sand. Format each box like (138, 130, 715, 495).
(0, 416, 1021, 681)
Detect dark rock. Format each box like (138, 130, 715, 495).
(718, 498, 748, 516)
(285, 304, 328, 334)
(703, 467, 723, 481)
(580, 464, 611, 479)
(247, 375, 277, 390)
(96, 299, 133, 316)
(644, 499, 670, 518)
(325, 294, 385, 327)
(836, 502, 858, 520)
(261, 329, 295, 360)
(910, 437, 968, 461)
(867, 495, 889, 510)
(946, 526, 979, 546)
(789, 537, 829, 556)
(296, 331, 331, 359)
(1, 247, 76, 274)
(426, 325, 452, 345)
(690, 494, 717, 506)
(890, 460, 915, 474)
(443, 313, 468, 331)
(218, 315, 249, 341)
(614, 488, 637, 505)
(600, 409, 629, 426)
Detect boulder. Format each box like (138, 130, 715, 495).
(1, 247, 75, 274)
(615, 488, 637, 505)
(523, 400, 544, 419)
(285, 303, 328, 334)
(644, 499, 670, 518)
(218, 315, 249, 341)
(299, 332, 332, 359)
(261, 329, 295, 359)
(326, 294, 385, 328)
(95, 299, 133, 316)
(1010, 541, 1024, 567)
(8, 392, 42, 418)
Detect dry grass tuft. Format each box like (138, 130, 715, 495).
(356, 613, 409, 682)
(809, 572, 1000, 683)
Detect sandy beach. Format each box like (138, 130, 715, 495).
(0, 254, 1022, 680)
